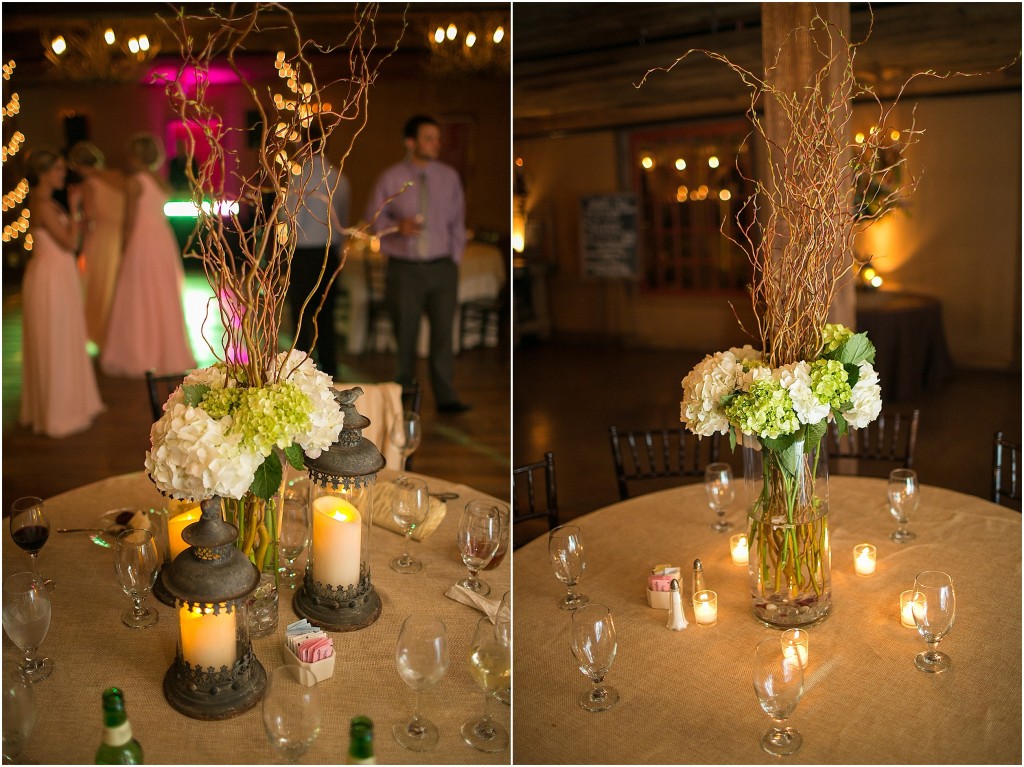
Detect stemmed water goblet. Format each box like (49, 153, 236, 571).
(278, 484, 310, 589)
(2, 670, 36, 762)
(456, 501, 500, 597)
(494, 591, 512, 705)
(571, 603, 619, 712)
(114, 529, 160, 629)
(462, 615, 511, 752)
(393, 614, 449, 751)
(1, 572, 53, 684)
(391, 477, 429, 574)
(705, 463, 735, 532)
(548, 524, 588, 610)
(911, 570, 956, 673)
(753, 636, 805, 756)
(888, 468, 919, 543)
(391, 411, 422, 476)
(262, 665, 321, 762)
(9, 497, 55, 592)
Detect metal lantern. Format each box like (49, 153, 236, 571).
(293, 387, 385, 632)
(161, 497, 266, 720)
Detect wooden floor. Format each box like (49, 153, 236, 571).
(1, 276, 511, 510)
(514, 338, 1022, 533)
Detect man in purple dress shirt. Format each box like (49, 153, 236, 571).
(366, 114, 470, 414)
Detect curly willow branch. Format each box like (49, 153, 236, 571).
(156, 3, 401, 386)
(636, 7, 1016, 366)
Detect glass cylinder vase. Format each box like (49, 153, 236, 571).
(222, 492, 280, 638)
(743, 434, 831, 628)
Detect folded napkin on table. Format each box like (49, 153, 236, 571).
(445, 584, 501, 622)
(370, 480, 447, 541)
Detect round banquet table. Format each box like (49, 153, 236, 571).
(512, 476, 1021, 765)
(2, 470, 510, 765)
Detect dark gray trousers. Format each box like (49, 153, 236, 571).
(385, 256, 459, 405)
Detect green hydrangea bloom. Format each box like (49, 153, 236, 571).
(200, 387, 244, 420)
(809, 359, 852, 410)
(232, 382, 312, 456)
(820, 323, 853, 354)
(724, 379, 800, 439)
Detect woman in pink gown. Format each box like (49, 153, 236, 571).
(20, 148, 104, 438)
(68, 140, 126, 349)
(101, 133, 195, 377)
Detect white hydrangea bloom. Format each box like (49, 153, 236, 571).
(269, 351, 344, 458)
(680, 350, 742, 436)
(728, 345, 763, 366)
(780, 361, 831, 425)
(843, 361, 882, 428)
(145, 402, 262, 500)
(736, 364, 772, 393)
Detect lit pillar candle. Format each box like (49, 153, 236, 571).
(178, 603, 237, 671)
(312, 496, 362, 588)
(781, 628, 809, 668)
(692, 590, 718, 626)
(853, 543, 876, 576)
(899, 590, 917, 628)
(730, 534, 749, 566)
(167, 506, 202, 560)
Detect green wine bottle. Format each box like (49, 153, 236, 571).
(345, 716, 375, 765)
(95, 688, 143, 765)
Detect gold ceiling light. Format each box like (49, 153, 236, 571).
(42, 22, 160, 82)
(427, 12, 509, 76)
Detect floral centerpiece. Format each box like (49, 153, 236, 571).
(650, 10, 933, 626)
(143, 6, 393, 587)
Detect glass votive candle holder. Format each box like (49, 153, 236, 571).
(899, 589, 917, 628)
(781, 628, 809, 668)
(853, 543, 876, 576)
(692, 590, 717, 626)
(729, 533, 749, 566)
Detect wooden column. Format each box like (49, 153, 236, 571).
(761, 2, 856, 330)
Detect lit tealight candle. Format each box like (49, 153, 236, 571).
(729, 534, 749, 566)
(853, 543, 876, 576)
(312, 495, 362, 589)
(692, 590, 718, 626)
(781, 628, 809, 668)
(899, 590, 917, 628)
(167, 505, 203, 560)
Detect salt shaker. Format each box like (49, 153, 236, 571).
(692, 559, 706, 598)
(666, 579, 688, 630)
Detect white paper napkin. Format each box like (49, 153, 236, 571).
(444, 584, 500, 621)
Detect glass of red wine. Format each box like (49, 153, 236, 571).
(10, 498, 54, 592)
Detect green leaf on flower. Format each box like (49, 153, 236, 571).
(833, 411, 849, 437)
(250, 454, 284, 502)
(763, 433, 796, 453)
(804, 419, 828, 450)
(284, 443, 306, 470)
(843, 363, 861, 390)
(183, 384, 210, 407)
(720, 393, 737, 408)
(728, 426, 737, 452)
(835, 333, 876, 366)
(778, 441, 801, 476)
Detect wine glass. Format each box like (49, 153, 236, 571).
(2, 670, 36, 762)
(390, 411, 422, 475)
(888, 468, 919, 543)
(494, 591, 512, 705)
(278, 485, 310, 589)
(114, 529, 160, 629)
(911, 570, 956, 673)
(262, 665, 321, 762)
(391, 477, 429, 574)
(456, 501, 500, 597)
(705, 463, 735, 532)
(548, 524, 588, 610)
(393, 614, 449, 751)
(9, 497, 54, 592)
(1, 572, 53, 683)
(461, 615, 511, 752)
(571, 603, 619, 712)
(482, 503, 510, 571)
(753, 636, 805, 756)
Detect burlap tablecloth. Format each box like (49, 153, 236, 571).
(2, 470, 509, 764)
(512, 476, 1021, 764)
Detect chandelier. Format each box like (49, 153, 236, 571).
(42, 22, 160, 83)
(427, 12, 509, 76)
